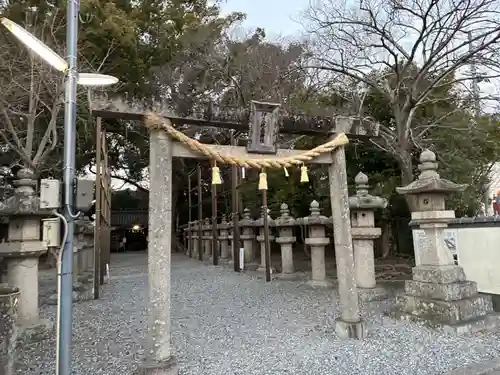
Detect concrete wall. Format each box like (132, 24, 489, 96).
(449, 217, 500, 295)
(411, 217, 500, 295)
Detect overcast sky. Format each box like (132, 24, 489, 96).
(219, 0, 308, 37)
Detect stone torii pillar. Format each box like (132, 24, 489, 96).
(140, 129, 178, 374)
(394, 150, 499, 334)
(328, 124, 365, 339)
(274, 203, 298, 279)
(349, 172, 388, 302)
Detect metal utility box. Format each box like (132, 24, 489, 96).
(40, 179, 61, 209)
(42, 217, 61, 248)
(76, 179, 95, 212)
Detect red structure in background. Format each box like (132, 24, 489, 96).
(493, 191, 500, 215)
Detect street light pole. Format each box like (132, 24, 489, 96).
(1, 10, 117, 375)
(57, 0, 79, 373)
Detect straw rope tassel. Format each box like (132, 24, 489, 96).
(258, 169, 268, 190)
(300, 165, 309, 183)
(212, 162, 222, 185)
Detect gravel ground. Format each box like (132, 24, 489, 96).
(14, 252, 500, 375)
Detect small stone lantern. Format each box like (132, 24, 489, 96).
(274, 203, 298, 279)
(202, 217, 212, 260)
(298, 200, 332, 287)
(395, 150, 498, 334)
(192, 220, 200, 259)
(226, 214, 234, 265)
(81, 219, 95, 278)
(239, 208, 258, 270)
(0, 168, 53, 337)
(218, 215, 230, 263)
(254, 206, 276, 273)
(349, 172, 387, 301)
(187, 222, 195, 258)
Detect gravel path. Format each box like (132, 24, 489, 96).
(14, 252, 500, 375)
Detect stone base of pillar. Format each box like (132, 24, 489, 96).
(335, 318, 367, 339)
(274, 272, 301, 280)
(17, 317, 53, 343)
(47, 281, 93, 305)
(307, 279, 334, 288)
(244, 262, 259, 271)
(77, 271, 93, 285)
(206, 257, 224, 266)
(392, 265, 500, 335)
(358, 286, 390, 302)
(256, 265, 276, 273)
(138, 357, 179, 375)
(218, 257, 230, 264)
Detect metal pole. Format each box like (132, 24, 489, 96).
(197, 164, 203, 261)
(57, 0, 79, 373)
(262, 190, 271, 282)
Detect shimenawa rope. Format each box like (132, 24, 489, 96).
(144, 112, 349, 169)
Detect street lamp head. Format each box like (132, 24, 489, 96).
(1, 17, 68, 72)
(77, 73, 119, 87)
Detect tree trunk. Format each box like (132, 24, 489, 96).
(397, 146, 418, 211)
(380, 220, 392, 259)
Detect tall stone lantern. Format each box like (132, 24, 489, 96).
(349, 172, 388, 301)
(0, 168, 52, 337)
(395, 150, 498, 334)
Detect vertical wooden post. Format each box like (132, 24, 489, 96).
(93, 117, 102, 299)
(188, 173, 192, 258)
(102, 125, 111, 283)
(211, 161, 218, 266)
(197, 164, 203, 261)
(262, 189, 271, 282)
(231, 133, 241, 272)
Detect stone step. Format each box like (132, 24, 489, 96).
(438, 313, 500, 336)
(396, 294, 494, 324)
(405, 280, 478, 301)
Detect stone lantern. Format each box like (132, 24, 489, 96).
(83, 219, 95, 273)
(226, 215, 234, 265)
(239, 208, 258, 270)
(0, 168, 52, 337)
(217, 215, 230, 263)
(191, 220, 200, 259)
(395, 150, 498, 334)
(298, 200, 332, 287)
(349, 172, 388, 301)
(274, 203, 298, 279)
(202, 217, 212, 260)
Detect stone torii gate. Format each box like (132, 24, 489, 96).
(91, 96, 378, 374)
